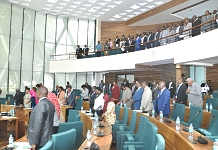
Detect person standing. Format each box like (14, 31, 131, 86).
(102, 94, 116, 125)
(14, 89, 24, 106)
(0, 89, 2, 95)
(132, 81, 143, 110)
(166, 77, 176, 98)
(89, 86, 97, 111)
(66, 85, 76, 108)
(192, 15, 201, 37)
(114, 36, 120, 47)
(83, 44, 89, 56)
(186, 78, 203, 107)
(111, 81, 120, 104)
(81, 85, 89, 101)
(135, 34, 141, 51)
(151, 81, 159, 100)
(76, 45, 83, 59)
(28, 87, 55, 150)
(175, 78, 187, 105)
(95, 41, 102, 57)
(57, 86, 66, 104)
(102, 83, 109, 95)
(24, 88, 31, 108)
(183, 18, 192, 40)
(141, 81, 153, 111)
(93, 87, 104, 116)
(154, 81, 170, 117)
(108, 81, 113, 97)
(119, 84, 132, 109)
(99, 80, 104, 90)
(201, 10, 215, 32)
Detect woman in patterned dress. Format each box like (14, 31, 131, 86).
(102, 94, 116, 125)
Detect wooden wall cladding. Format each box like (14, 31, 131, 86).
(206, 64, 218, 90)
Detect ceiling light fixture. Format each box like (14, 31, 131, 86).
(113, 14, 121, 18)
(88, 8, 97, 12)
(47, 0, 57, 3)
(154, 1, 164, 5)
(147, 5, 155, 9)
(130, 4, 140, 9)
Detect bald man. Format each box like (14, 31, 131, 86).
(154, 81, 170, 117)
(28, 86, 55, 150)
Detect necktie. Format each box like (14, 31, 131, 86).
(176, 85, 180, 96)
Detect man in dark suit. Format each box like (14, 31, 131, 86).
(102, 83, 109, 95)
(76, 45, 83, 59)
(114, 36, 120, 47)
(66, 85, 76, 108)
(176, 78, 187, 105)
(89, 86, 97, 110)
(154, 28, 160, 47)
(166, 77, 176, 98)
(154, 81, 170, 117)
(28, 87, 55, 150)
(83, 44, 89, 56)
(55, 85, 59, 96)
(14, 89, 24, 106)
(192, 15, 201, 37)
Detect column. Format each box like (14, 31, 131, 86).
(194, 66, 206, 85)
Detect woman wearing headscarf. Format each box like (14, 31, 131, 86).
(57, 86, 66, 104)
(47, 92, 61, 134)
(102, 94, 116, 125)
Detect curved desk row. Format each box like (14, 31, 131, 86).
(119, 108, 213, 150)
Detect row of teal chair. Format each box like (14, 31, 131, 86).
(113, 106, 165, 150)
(206, 98, 218, 109)
(0, 94, 14, 105)
(68, 110, 81, 122)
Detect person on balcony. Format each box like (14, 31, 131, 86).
(183, 18, 192, 40)
(201, 10, 215, 32)
(154, 28, 160, 47)
(160, 26, 168, 45)
(76, 45, 83, 59)
(114, 36, 120, 48)
(83, 44, 89, 57)
(135, 34, 141, 51)
(192, 15, 201, 37)
(95, 41, 102, 57)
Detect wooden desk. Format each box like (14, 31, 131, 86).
(0, 105, 15, 112)
(0, 117, 18, 140)
(78, 112, 112, 150)
(61, 105, 72, 121)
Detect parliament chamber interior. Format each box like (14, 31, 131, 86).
(0, 0, 218, 150)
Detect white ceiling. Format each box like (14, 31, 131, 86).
(131, 0, 218, 26)
(6, 0, 171, 21)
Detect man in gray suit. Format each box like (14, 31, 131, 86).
(102, 83, 109, 95)
(201, 10, 215, 32)
(28, 86, 55, 150)
(186, 78, 203, 107)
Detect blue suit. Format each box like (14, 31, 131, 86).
(135, 37, 141, 51)
(133, 87, 144, 109)
(68, 91, 76, 107)
(154, 88, 170, 116)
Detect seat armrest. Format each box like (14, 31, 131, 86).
(126, 133, 135, 142)
(119, 126, 124, 131)
(206, 136, 218, 141)
(197, 128, 212, 136)
(124, 142, 144, 146)
(128, 145, 136, 150)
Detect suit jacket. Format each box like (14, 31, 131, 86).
(141, 86, 153, 111)
(103, 85, 109, 95)
(176, 83, 187, 105)
(115, 38, 120, 44)
(166, 82, 176, 98)
(135, 37, 141, 51)
(154, 88, 170, 115)
(192, 18, 201, 36)
(28, 98, 55, 147)
(90, 92, 97, 110)
(152, 86, 159, 100)
(14, 92, 24, 106)
(83, 48, 89, 56)
(201, 15, 215, 32)
(76, 48, 83, 59)
(68, 91, 76, 107)
(133, 87, 144, 109)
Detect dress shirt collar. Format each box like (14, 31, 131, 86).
(39, 97, 46, 102)
(160, 87, 166, 93)
(137, 86, 141, 91)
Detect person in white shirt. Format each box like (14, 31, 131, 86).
(183, 18, 192, 40)
(141, 81, 153, 111)
(81, 85, 89, 101)
(93, 87, 104, 116)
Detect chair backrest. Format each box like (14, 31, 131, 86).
(6, 94, 14, 105)
(52, 128, 76, 150)
(119, 89, 123, 101)
(75, 99, 82, 110)
(142, 122, 158, 150)
(129, 111, 137, 131)
(68, 110, 79, 122)
(58, 121, 83, 149)
(155, 134, 165, 150)
(39, 140, 53, 150)
(208, 109, 218, 135)
(121, 107, 128, 124)
(115, 105, 120, 120)
(206, 98, 218, 109)
(171, 103, 185, 121)
(188, 105, 202, 129)
(212, 93, 218, 98)
(135, 116, 149, 142)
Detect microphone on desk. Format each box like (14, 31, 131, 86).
(97, 125, 111, 137)
(183, 111, 201, 132)
(164, 104, 177, 123)
(197, 116, 215, 144)
(89, 133, 112, 150)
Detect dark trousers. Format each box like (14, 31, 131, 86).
(96, 51, 101, 57)
(53, 126, 59, 134)
(36, 145, 43, 150)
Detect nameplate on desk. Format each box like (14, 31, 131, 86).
(1, 116, 17, 119)
(9, 142, 31, 149)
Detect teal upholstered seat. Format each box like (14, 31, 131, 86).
(115, 111, 137, 150)
(75, 99, 82, 110)
(39, 140, 53, 150)
(68, 110, 80, 122)
(197, 109, 218, 136)
(119, 89, 123, 101)
(0, 98, 6, 104)
(212, 93, 218, 98)
(115, 105, 121, 120)
(170, 103, 185, 121)
(119, 116, 150, 150)
(58, 121, 83, 149)
(206, 136, 218, 141)
(206, 98, 218, 109)
(181, 105, 202, 129)
(6, 94, 14, 105)
(112, 107, 129, 142)
(52, 128, 76, 150)
(155, 134, 165, 150)
(122, 121, 157, 150)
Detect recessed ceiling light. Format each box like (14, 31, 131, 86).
(52, 10, 60, 12)
(59, 2, 67, 6)
(109, 18, 115, 21)
(101, 8, 110, 11)
(130, 4, 140, 9)
(83, 4, 92, 7)
(47, 0, 57, 3)
(98, 2, 107, 6)
(138, 2, 147, 6)
(121, 18, 129, 20)
(93, 15, 100, 17)
(8, 0, 18, 3)
(50, 13, 57, 15)
(113, 1, 122, 4)
(113, 14, 121, 18)
(105, 0, 112, 2)
(127, 15, 135, 18)
(62, 12, 69, 14)
(119, 13, 127, 16)
(85, 13, 91, 15)
(66, 8, 73, 11)
(42, 7, 50, 11)
(154, 1, 164, 5)
(62, 0, 70, 2)
(145, 0, 154, 2)
(23, 0, 31, 2)
(125, 9, 133, 13)
(73, 1, 81, 5)
(79, 7, 87, 10)
(98, 12, 105, 14)
(21, 2, 29, 6)
(69, 5, 77, 8)
(147, 5, 155, 9)
(133, 12, 141, 15)
(92, 6, 101, 9)
(75, 11, 82, 13)
(88, 8, 97, 12)
(140, 8, 148, 12)
(55, 6, 63, 9)
(45, 4, 53, 7)
(107, 5, 116, 8)
(88, 0, 97, 3)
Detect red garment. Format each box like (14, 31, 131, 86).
(103, 94, 113, 113)
(112, 85, 120, 100)
(47, 92, 61, 118)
